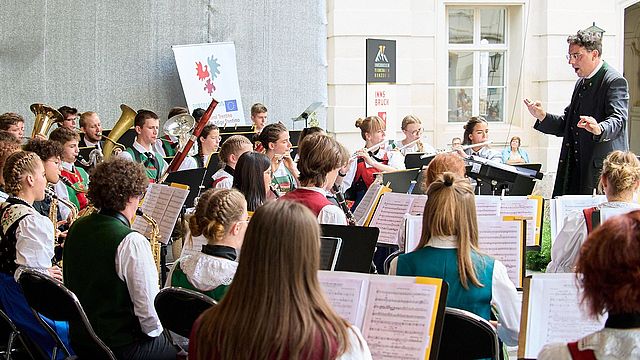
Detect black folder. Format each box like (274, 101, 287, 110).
(320, 224, 379, 274)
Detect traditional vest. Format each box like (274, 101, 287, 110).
(280, 189, 332, 216)
(62, 212, 143, 350)
(0, 198, 33, 275)
(397, 247, 494, 320)
(354, 151, 389, 189)
(125, 147, 165, 183)
(161, 135, 177, 156)
(60, 166, 89, 209)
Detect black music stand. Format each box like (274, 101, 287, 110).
(320, 225, 379, 274)
(163, 168, 206, 208)
(379, 169, 421, 194)
(291, 102, 322, 130)
(466, 157, 543, 196)
(201, 154, 221, 189)
(405, 152, 435, 169)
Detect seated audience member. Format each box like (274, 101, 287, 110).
(189, 200, 372, 359)
(49, 128, 89, 214)
(167, 189, 248, 300)
(0, 151, 72, 357)
(390, 115, 436, 155)
(457, 116, 502, 162)
(250, 103, 268, 134)
(57, 106, 78, 130)
(0, 112, 25, 140)
(281, 134, 350, 224)
(211, 135, 253, 189)
(179, 124, 221, 170)
(63, 158, 177, 359)
(119, 110, 168, 183)
(538, 210, 640, 359)
(501, 136, 530, 165)
(78, 111, 104, 149)
(232, 152, 272, 211)
(0, 137, 22, 201)
(547, 150, 640, 273)
(390, 172, 520, 346)
(258, 123, 298, 196)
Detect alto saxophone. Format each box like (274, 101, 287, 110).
(45, 185, 79, 267)
(135, 209, 161, 274)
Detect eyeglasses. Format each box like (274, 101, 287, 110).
(409, 128, 423, 136)
(566, 52, 586, 61)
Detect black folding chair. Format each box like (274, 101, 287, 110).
(17, 269, 115, 360)
(438, 307, 500, 360)
(154, 287, 216, 338)
(0, 307, 42, 360)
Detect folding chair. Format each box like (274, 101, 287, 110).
(154, 287, 216, 338)
(383, 249, 402, 274)
(17, 269, 115, 360)
(438, 307, 500, 359)
(0, 307, 42, 360)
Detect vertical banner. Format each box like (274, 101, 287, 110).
(365, 39, 398, 136)
(172, 42, 247, 126)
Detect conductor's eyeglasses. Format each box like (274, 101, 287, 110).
(566, 52, 586, 61)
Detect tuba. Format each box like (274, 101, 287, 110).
(102, 104, 136, 161)
(30, 103, 63, 138)
(163, 113, 197, 156)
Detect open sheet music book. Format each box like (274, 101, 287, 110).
(132, 183, 189, 244)
(367, 192, 428, 245)
(550, 195, 606, 240)
(318, 271, 447, 360)
(518, 273, 606, 359)
(405, 215, 525, 287)
(352, 181, 392, 226)
(475, 195, 543, 246)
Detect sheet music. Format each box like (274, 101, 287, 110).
(552, 195, 606, 240)
(353, 182, 384, 226)
(499, 197, 538, 246)
(408, 195, 427, 215)
(132, 183, 189, 244)
(404, 215, 423, 253)
(599, 207, 638, 224)
(369, 193, 426, 245)
(478, 217, 523, 287)
(361, 276, 438, 360)
(474, 195, 501, 216)
(524, 274, 606, 358)
(318, 271, 368, 327)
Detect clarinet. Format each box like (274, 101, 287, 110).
(332, 184, 356, 226)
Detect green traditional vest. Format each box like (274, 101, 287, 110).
(170, 261, 229, 302)
(125, 147, 165, 183)
(62, 212, 143, 350)
(61, 166, 89, 209)
(397, 247, 494, 320)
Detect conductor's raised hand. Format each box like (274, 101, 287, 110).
(577, 116, 602, 135)
(523, 98, 546, 121)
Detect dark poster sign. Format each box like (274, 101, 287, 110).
(366, 39, 396, 83)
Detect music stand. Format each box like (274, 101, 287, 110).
(405, 152, 436, 169)
(320, 224, 379, 274)
(319, 237, 342, 271)
(291, 102, 322, 130)
(379, 169, 421, 194)
(466, 157, 543, 196)
(201, 154, 221, 189)
(163, 168, 206, 208)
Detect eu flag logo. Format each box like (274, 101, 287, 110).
(225, 100, 238, 112)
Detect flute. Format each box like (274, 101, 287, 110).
(394, 138, 422, 152)
(420, 140, 493, 159)
(349, 140, 388, 161)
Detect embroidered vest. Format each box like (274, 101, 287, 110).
(125, 147, 164, 183)
(60, 166, 89, 209)
(0, 198, 33, 275)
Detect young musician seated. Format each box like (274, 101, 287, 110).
(389, 172, 520, 346)
(63, 158, 177, 359)
(119, 110, 168, 183)
(250, 103, 268, 134)
(0, 112, 25, 140)
(389, 115, 436, 155)
(0, 136, 22, 201)
(539, 210, 640, 359)
(342, 116, 405, 208)
(57, 106, 79, 130)
(547, 150, 640, 273)
(188, 201, 372, 359)
(49, 127, 89, 214)
(167, 189, 248, 301)
(78, 111, 104, 149)
(0, 151, 72, 357)
(280, 134, 350, 225)
(455, 116, 502, 163)
(179, 124, 221, 171)
(211, 135, 253, 189)
(232, 152, 272, 212)
(258, 123, 298, 196)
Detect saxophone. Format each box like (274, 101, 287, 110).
(136, 209, 161, 274)
(45, 185, 79, 266)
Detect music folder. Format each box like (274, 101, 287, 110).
(319, 236, 342, 271)
(163, 168, 206, 208)
(320, 224, 379, 274)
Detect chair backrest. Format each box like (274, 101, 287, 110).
(155, 287, 217, 338)
(0, 307, 44, 360)
(438, 307, 500, 359)
(17, 269, 116, 360)
(383, 249, 402, 274)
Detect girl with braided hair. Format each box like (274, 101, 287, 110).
(547, 150, 640, 273)
(167, 188, 248, 301)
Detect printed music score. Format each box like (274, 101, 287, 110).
(474, 195, 501, 216)
(478, 217, 524, 287)
(519, 274, 606, 359)
(551, 195, 606, 239)
(368, 193, 428, 245)
(476, 195, 543, 246)
(132, 183, 189, 244)
(352, 182, 390, 226)
(318, 271, 447, 360)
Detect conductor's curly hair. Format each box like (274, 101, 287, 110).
(88, 158, 148, 211)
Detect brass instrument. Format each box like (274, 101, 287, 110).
(76, 147, 104, 168)
(30, 103, 64, 138)
(163, 113, 197, 156)
(135, 209, 161, 274)
(103, 104, 136, 161)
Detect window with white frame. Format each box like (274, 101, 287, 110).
(448, 7, 506, 123)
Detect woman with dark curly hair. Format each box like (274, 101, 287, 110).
(63, 158, 178, 359)
(539, 210, 640, 359)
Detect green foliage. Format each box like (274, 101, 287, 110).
(526, 200, 552, 272)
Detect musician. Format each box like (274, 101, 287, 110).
(119, 110, 168, 183)
(232, 152, 272, 211)
(211, 135, 253, 189)
(78, 111, 104, 149)
(0, 137, 21, 201)
(192, 108, 205, 122)
(57, 106, 79, 130)
(167, 188, 248, 300)
(389, 172, 520, 346)
(23, 140, 63, 215)
(0, 112, 25, 140)
(342, 116, 405, 207)
(179, 124, 221, 171)
(280, 134, 349, 225)
(458, 116, 502, 162)
(0, 151, 72, 357)
(525, 30, 629, 197)
(250, 103, 268, 134)
(63, 158, 177, 359)
(258, 123, 298, 195)
(390, 115, 436, 155)
(49, 128, 89, 213)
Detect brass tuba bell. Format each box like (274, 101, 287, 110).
(163, 113, 197, 156)
(30, 103, 63, 139)
(102, 104, 136, 161)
